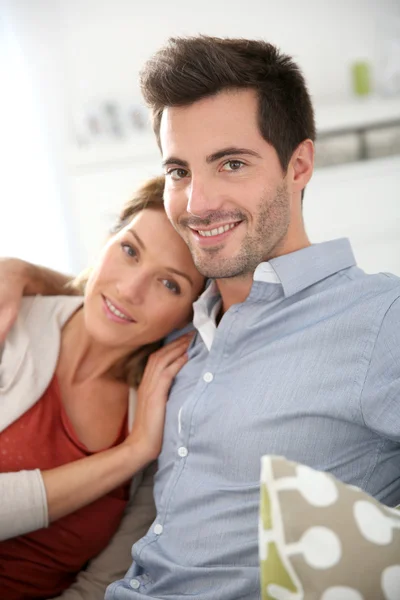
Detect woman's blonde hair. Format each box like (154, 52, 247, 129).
(69, 175, 166, 388)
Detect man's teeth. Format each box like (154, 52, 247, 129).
(105, 298, 132, 321)
(197, 223, 237, 237)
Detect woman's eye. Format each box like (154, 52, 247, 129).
(121, 243, 137, 258)
(221, 160, 244, 172)
(167, 168, 188, 181)
(161, 279, 181, 295)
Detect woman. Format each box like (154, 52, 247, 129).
(0, 175, 204, 599)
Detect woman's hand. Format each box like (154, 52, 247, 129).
(127, 333, 193, 460)
(0, 258, 26, 343)
(0, 257, 75, 344)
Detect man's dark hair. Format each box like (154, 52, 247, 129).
(140, 35, 316, 173)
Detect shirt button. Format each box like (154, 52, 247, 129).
(203, 372, 213, 383)
(178, 446, 188, 458)
(130, 579, 140, 589)
(154, 523, 163, 535)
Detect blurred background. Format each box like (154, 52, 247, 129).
(0, 0, 399, 275)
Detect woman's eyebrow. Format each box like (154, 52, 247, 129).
(128, 230, 193, 286)
(165, 267, 193, 286)
(128, 229, 145, 250)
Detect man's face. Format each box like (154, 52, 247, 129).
(160, 89, 293, 280)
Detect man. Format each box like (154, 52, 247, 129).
(2, 36, 400, 600)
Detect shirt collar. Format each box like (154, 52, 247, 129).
(192, 280, 221, 351)
(192, 238, 356, 350)
(268, 238, 356, 297)
(253, 261, 281, 284)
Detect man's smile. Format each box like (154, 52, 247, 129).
(187, 221, 242, 245)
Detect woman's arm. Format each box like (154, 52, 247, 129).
(0, 469, 49, 539)
(42, 436, 149, 523)
(0, 444, 143, 542)
(4, 258, 74, 296)
(0, 334, 191, 541)
(0, 441, 147, 541)
(0, 258, 75, 343)
(51, 464, 157, 600)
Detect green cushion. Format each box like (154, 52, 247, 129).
(259, 455, 400, 600)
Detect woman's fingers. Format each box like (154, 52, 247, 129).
(164, 353, 189, 379)
(143, 334, 193, 380)
(0, 304, 18, 345)
(138, 334, 192, 404)
(0, 258, 26, 344)
(130, 337, 192, 457)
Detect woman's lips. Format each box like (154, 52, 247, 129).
(102, 295, 136, 324)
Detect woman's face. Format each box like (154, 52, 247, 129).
(84, 208, 205, 351)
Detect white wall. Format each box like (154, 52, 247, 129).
(0, 0, 76, 272)
(304, 155, 400, 275)
(61, 0, 400, 276)
(1, 0, 400, 276)
(60, 0, 400, 112)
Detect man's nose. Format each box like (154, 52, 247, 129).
(187, 176, 222, 218)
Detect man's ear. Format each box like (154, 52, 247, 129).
(288, 139, 314, 195)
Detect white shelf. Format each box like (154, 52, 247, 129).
(67, 96, 400, 172)
(315, 96, 400, 136)
(67, 133, 160, 173)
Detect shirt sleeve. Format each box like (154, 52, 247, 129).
(0, 469, 48, 540)
(360, 296, 400, 442)
(51, 463, 156, 600)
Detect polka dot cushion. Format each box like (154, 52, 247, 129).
(259, 455, 400, 600)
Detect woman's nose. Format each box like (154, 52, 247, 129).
(116, 273, 149, 305)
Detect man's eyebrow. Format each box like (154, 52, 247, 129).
(128, 230, 193, 286)
(128, 229, 145, 250)
(162, 157, 189, 168)
(206, 147, 262, 163)
(162, 148, 261, 169)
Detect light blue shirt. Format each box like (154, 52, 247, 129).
(106, 238, 400, 600)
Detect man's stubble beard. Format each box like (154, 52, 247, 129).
(185, 182, 291, 280)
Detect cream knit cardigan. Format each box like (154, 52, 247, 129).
(0, 295, 136, 541)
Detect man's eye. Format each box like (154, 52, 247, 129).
(161, 279, 181, 295)
(121, 243, 137, 258)
(168, 168, 188, 181)
(221, 160, 244, 171)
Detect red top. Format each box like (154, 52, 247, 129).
(0, 375, 130, 599)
